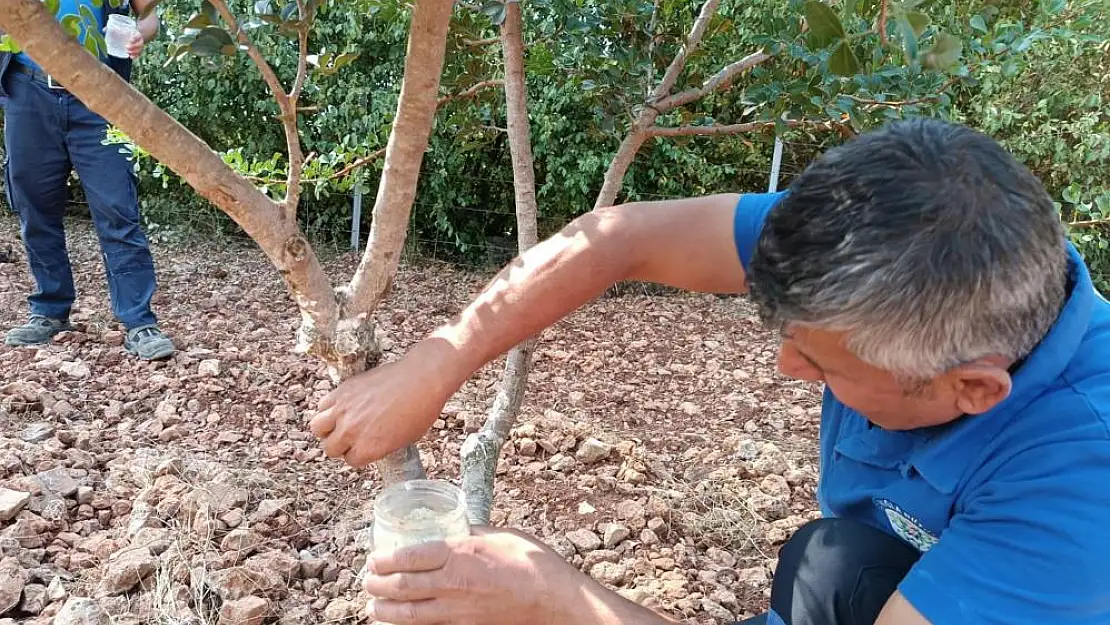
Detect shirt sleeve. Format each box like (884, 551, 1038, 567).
(898, 438, 1110, 625)
(733, 192, 786, 272)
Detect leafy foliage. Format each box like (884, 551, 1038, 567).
(91, 0, 1107, 288)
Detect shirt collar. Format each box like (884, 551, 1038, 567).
(909, 243, 1096, 493)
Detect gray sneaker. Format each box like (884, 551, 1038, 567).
(5, 315, 73, 346)
(124, 325, 176, 360)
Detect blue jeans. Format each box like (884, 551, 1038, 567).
(2, 65, 157, 329)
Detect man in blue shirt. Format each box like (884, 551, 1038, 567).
(311, 119, 1110, 625)
(1, 0, 174, 359)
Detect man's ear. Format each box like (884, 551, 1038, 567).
(949, 361, 1013, 415)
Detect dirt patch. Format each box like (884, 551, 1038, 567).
(0, 216, 823, 624)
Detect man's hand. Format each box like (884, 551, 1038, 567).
(124, 32, 144, 59)
(362, 527, 677, 625)
(310, 339, 466, 468)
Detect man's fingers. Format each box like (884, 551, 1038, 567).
(366, 598, 447, 625)
(322, 434, 351, 459)
(309, 407, 337, 439)
(343, 444, 376, 469)
(363, 571, 441, 602)
(369, 541, 451, 576)
(317, 389, 337, 411)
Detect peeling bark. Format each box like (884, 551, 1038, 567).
(461, 1, 540, 525)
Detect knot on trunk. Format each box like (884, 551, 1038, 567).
(283, 235, 309, 263)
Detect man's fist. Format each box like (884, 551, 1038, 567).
(124, 32, 144, 59)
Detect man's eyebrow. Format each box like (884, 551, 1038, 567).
(780, 327, 835, 374)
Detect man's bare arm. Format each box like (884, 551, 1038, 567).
(129, 0, 159, 42)
(430, 193, 748, 386)
(875, 591, 932, 625)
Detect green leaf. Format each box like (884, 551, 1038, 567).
(969, 15, 987, 33)
(44, 0, 60, 15)
(88, 0, 102, 7)
(922, 31, 963, 70)
(1041, 0, 1066, 15)
(897, 16, 919, 60)
(804, 1, 846, 50)
(60, 14, 83, 38)
(906, 11, 929, 37)
(188, 26, 235, 56)
(0, 34, 21, 53)
(1062, 185, 1081, 204)
(185, 13, 213, 29)
(829, 40, 859, 76)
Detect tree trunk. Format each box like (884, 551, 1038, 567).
(340, 0, 456, 485)
(593, 126, 652, 209)
(460, 1, 540, 526)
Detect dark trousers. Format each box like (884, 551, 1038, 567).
(740, 518, 921, 625)
(2, 66, 157, 329)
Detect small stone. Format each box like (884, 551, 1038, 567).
(738, 567, 768, 583)
(245, 551, 300, 582)
(701, 598, 734, 621)
(678, 401, 701, 415)
(75, 487, 94, 506)
(51, 400, 77, 418)
(578, 501, 596, 515)
(20, 583, 47, 614)
(548, 454, 576, 472)
(20, 423, 55, 444)
(154, 458, 184, 478)
(322, 599, 360, 621)
(53, 597, 110, 625)
(516, 439, 537, 456)
(157, 425, 186, 442)
(47, 577, 68, 602)
(0, 489, 31, 522)
(582, 549, 620, 570)
(36, 468, 79, 498)
(100, 548, 155, 595)
(203, 567, 277, 601)
(614, 500, 645, 522)
(0, 558, 28, 615)
(639, 529, 659, 546)
(299, 558, 326, 579)
(59, 361, 90, 379)
(154, 401, 177, 421)
(575, 438, 612, 464)
(218, 596, 269, 625)
(198, 360, 221, 377)
(589, 561, 627, 586)
(462, 412, 483, 433)
(251, 499, 292, 524)
(603, 524, 630, 548)
(565, 529, 602, 553)
(221, 529, 262, 555)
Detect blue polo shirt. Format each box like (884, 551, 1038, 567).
(734, 192, 1110, 624)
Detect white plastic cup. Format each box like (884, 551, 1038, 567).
(104, 14, 138, 59)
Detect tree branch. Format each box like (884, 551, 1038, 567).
(346, 0, 454, 335)
(437, 79, 504, 106)
(847, 77, 960, 109)
(208, 0, 303, 220)
(655, 50, 772, 112)
(877, 0, 889, 46)
(462, 36, 499, 47)
(650, 0, 719, 102)
(1068, 218, 1110, 229)
(648, 118, 845, 137)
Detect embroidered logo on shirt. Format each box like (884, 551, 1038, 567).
(874, 498, 939, 552)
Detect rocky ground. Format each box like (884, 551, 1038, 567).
(0, 216, 823, 624)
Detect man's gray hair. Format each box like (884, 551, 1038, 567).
(748, 119, 1069, 380)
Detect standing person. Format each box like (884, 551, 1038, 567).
(0, 0, 174, 360)
(311, 119, 1110, 625)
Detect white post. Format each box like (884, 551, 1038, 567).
(350, 186, 363, 252)
(768, 136, 784, 193)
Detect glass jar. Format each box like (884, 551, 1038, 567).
(372, 479, 471, 553)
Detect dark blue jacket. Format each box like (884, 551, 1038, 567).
(0, 1, 134, 99)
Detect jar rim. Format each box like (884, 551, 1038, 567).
(373, 479, 468, 529)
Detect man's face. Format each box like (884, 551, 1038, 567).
(776, 325, 1013, 430)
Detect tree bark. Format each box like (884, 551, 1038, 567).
(345, 0, 454, 316)
(0, 0, 338, 355)
(460, 0, 540, 525)
(340, 0, 456, 484)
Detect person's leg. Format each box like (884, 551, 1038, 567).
(2, 70, 77, 345)
(64, 94, 174, 359)
(760, 518, 922, 625)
